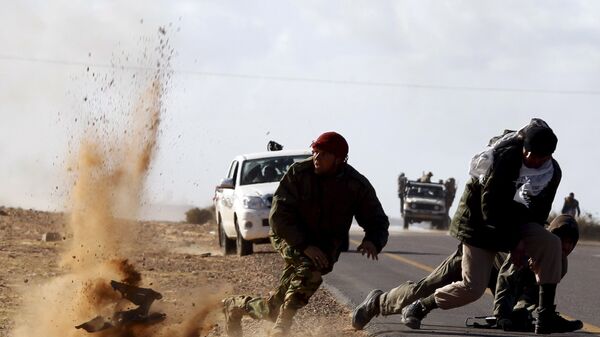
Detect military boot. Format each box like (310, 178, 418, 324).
(535, 305, 583, 334)
(352, 289, 383, 330)
(222, 296, 247, 337)
(400, 300, 429, 329)
(269, 307, 296, 337)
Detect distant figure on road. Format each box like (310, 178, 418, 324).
(418, 171, 433, 183)
(222, 131, 389, 337)
(398, 173, 408, 215)
(561, 192, 580, 217)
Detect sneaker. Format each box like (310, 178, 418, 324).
(222, 297, 244, 337)
(535, 306, 583, 334)
(400, 300, 428, 330)
(352, 289, 383, 330)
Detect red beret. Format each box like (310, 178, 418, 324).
(311, 132, 348, 159)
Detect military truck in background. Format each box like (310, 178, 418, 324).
(402, 180, 450, 230)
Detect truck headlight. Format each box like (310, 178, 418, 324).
(243, 196, 265, 209)
(434, 205, 441, 211)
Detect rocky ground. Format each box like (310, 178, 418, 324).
(0, 206, 364, 337)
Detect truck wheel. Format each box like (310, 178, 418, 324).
(432, 219, 448, 230)
(441, 216, 451, 230)
(218, 214, 236, 255)
(235, 218, 253, 256)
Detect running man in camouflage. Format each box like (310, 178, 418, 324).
(223, 131, 390, 337)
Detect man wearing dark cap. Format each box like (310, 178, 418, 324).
(492, 214, 582, 332)
(353, 119, 580, 334)
(223, 131, 389, 337)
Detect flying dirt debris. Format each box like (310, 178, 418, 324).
(75, 280, 166, 333)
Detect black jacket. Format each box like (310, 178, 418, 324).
(269, 158, 389, 264)
(450, 140, 561, 252)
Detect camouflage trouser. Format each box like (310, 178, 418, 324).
(231, 234, 323, 322)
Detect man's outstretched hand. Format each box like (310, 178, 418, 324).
(357, 241, 378, 260)
(303, 246, 329, 269)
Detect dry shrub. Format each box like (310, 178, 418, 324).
(185, 206, 215, 225)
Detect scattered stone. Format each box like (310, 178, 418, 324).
(0, 209, 8, 216)
(199, 252, 211, 257)
(42, 232, 62, 242)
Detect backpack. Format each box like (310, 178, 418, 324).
(469, 118, 551, 183)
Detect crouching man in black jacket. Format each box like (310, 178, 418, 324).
(353, 119, 582, 335)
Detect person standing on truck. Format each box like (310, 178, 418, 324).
(418, 171, 433, 183)
(222, 131, 389, 337)
(444, 177, 457, 210)
(398, 172, 407, 214)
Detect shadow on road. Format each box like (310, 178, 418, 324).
(343, 250, 443, 256)
(368, 323, 533, 337)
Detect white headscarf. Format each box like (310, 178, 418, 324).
(513, 159, 554, 208)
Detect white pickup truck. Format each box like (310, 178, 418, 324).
(214, 149, 311, 256)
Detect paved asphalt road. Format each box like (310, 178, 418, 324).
(324, 228, 600, 337)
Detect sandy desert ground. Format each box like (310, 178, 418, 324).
(0, 206, 365, 337)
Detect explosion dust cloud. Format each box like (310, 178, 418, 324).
(11, 27, 224, 337)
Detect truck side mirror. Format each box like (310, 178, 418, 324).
(218, 178, 235, 189)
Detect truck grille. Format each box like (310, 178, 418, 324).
(412, 204, 439, 211)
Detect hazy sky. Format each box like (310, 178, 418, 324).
(1, 1, 600, 221)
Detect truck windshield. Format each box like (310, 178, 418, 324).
(240, 155, 309, 185)
(406, 185, 444, 199)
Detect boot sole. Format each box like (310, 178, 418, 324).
(351, 289, 383, 330)
(402, 317, 421, 330)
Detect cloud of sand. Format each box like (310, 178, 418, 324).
(63, 79, 161, 270)
(12, 27, 224, 337)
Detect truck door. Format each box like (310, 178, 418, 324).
(221, 160, 239, 229)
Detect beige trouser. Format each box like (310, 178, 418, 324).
(435, 222, 562, 310)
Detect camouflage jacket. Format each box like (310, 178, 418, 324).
(450, 141, 562, 252)
(269, 158, 389, 263)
